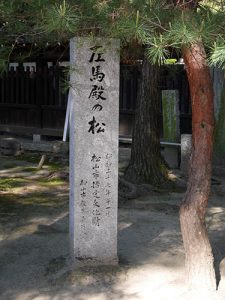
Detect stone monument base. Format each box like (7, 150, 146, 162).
(72, 257, 118, 269)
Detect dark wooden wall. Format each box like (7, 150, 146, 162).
(0, 64, 191, 137)
(0, 66, 68, 136)
(119, 64, 191, 137)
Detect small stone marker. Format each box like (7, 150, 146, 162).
(162, 90, 180, 168)
(162, 90, 180, 142)
(213, 68, 225, 163)
(33, 134, 41, 143)
(211, 67, 224, 121)
(69, 37, 120, 266)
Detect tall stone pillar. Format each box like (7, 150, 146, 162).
(162, 90, 180, 168)
(69, 37, 120, 266)
(162, 90, 180, 143)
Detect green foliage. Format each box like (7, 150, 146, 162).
(165, 58, 177, 64)
(145, 36, 170, 65)
(202, 0, 225, 12)
(135, 3, 225, 63)
(0, 57, 8, 73)
(0, 0, 225, 67)
(44, 2, 79, 30)
(0, 178, 26, 191)
(209, 43, 225, 68)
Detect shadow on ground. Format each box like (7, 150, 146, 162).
(0, 206, 186, 300)
(0, 155, 225, 300)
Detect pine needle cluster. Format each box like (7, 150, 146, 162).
(0, 0, 225, 68)
(131, 1, 225, 67)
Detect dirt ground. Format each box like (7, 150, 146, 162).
(0, 151, 225, 300)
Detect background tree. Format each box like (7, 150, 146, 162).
(124, 54, 169, 185)
(129, 0, 225, 293)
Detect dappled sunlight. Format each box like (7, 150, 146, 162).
(0, 165, 37, 178)
(208, 207, 225, 214)
(113, 265, 186, 300)
(1, 197, 224, 300)
(6, 213, 69, 241)
(0, 156, 225, 299)
(5, 183, 49, 195)
(118, 207, 184, 269)
(10, 182, 69, 197)
(207, 206, 225, 231)
(0, 190, 68, 208)
(118, 222, 133, 231)
(5, 223, 40, 240)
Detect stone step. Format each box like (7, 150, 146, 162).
(0, 136, 69, 155)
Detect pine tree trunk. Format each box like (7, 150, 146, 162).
(124, 56, 168, 185)
(180, 42, 216, 291)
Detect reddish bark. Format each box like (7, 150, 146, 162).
(180, 42, 216, 290)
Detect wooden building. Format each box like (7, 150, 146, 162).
(0, 62, 191, 139)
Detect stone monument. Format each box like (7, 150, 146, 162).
(211, 67, 224, 121)
(69, 37, 120, 265)
(162, 90, 180, 168)
(212, 68, 225, 165)
(162, 90, 180, 143)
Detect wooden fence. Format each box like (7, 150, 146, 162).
(119, 64, 191, 136)
(0, 66, 68, 136)
(0, 64, 191, 137)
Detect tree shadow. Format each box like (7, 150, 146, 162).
(0, 197, 187, 300)
(208, 204, 225, 288)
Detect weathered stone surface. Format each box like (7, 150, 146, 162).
(52, 141, 69, 154)
(0, 137, 20, 149)
(0, 135, 69, 155)
(21, 140, 69, 154)
(0, 137, 21, 155)
(21, 141, 53, 152)
(33, 134, 41, 143)
(69, 37, 120, 265)
(162, 90, 180, 142)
